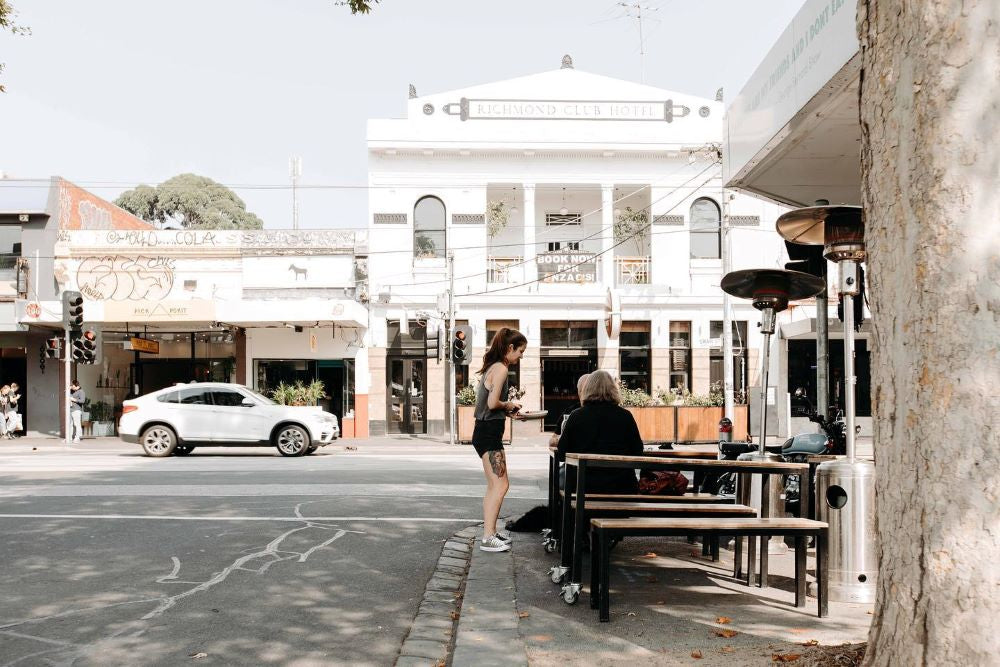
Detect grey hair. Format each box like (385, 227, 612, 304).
(576, 373, 592, 400)
(582, 370, 621, 405)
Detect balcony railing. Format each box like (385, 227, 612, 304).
(487, 256, 522, 284)
(615, 256, 651, 285)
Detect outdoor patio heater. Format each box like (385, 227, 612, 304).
(721, 269, 825, 559)
(777, 205, 877, 603)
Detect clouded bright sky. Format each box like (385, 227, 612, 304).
(1, 0, 805, 229)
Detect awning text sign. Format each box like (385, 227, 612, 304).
(536, 253, 597, 284)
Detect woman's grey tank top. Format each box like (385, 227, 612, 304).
(474, 367, 509, 421)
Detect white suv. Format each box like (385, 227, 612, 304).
(119, 382, 340, 457)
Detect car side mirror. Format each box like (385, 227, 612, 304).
(241, 398, 255, 407)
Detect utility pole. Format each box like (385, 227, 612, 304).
(618, 2, 657, 83)
(290, 156, 302, 230)
(64, 327, 71, 443)
(721, 189, 735, 424)
(447, 252, 456, 446)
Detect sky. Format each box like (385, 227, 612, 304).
(0, 0, 805, 229)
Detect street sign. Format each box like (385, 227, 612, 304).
(536, 252, 597, 283)
(129, 337, 160, 354)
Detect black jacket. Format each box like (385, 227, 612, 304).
(557, 401, 643, 494)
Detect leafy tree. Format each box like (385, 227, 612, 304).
(115, 174, 264, 230)
(0, 0, 30, 93)
(337, 0, 379, 13)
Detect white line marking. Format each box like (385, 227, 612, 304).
(155, 556, 181, 583)
(0, 513, 482, 523)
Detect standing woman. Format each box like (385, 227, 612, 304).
(473, 327, 527, 552)
(0, 386, 10, 439)
(7, 382, 21, 438)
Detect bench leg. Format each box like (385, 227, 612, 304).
(711, 535, 720, 562)
(817, 528, 829, 618)
(794, 535, 806, 608)
(559, 471, 575, 574)
(570, 465, 588, 588)
(760, 475, 770, 589)
(590, 529, 599, 609)
(599, 530, 611, 622)
(733, 536, 743, 579)
(747, 533, 757, 587)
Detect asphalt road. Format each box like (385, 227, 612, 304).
(0, 440, 549, 666)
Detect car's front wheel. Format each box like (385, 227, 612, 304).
(141, 425, 177, 457)
(275, 425, 310, 457)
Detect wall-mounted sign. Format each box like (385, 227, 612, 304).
(536, 253, 597, 284)
(24, 302, 41, 319)
(443, 98, 691, 123)
(129, 337, 160, 354)
(104, 300, 216, 322)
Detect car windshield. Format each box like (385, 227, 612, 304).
(242, 388, 276, 405)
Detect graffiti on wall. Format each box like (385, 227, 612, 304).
(76, 255, 176, 301)
(58, 180, 153, 231)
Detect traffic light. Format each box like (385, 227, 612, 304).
(451, 325, 473, 365)
(63, 290, 84, 332)
(784, 240, 827, 279)
(70, 329, 100, 364)
(45, 336, 64, 359)
(424, 323, 441, 361)
(837, 265, 866, 331)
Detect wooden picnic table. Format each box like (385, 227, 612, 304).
(558, 453, 810, 597)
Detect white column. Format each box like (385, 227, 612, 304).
(522, 184, 537, 284)
(601, 184, 615, 286)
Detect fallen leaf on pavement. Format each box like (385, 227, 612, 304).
(713, 629, 738, 639)
(867, 610, 874, 615)
(528, 634, 552, 642)
(772, 653, 802, 662)
(518, 611, 530, 618)
(189, 653, 207, 660)
(345, 445, 357, 451)
(449, 611, 460, 620)
(801, 639, 819, 647)
(716, 616, 732, 624)
(721, 646, 735, 653)
(641, 552, 658, 558)
(691, 650, 703, 659)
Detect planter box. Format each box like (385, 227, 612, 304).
(91, 421, 115, 437)
(457, 405, 511, 444)
(625, 405, 750, 443)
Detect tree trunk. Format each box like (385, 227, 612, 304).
(858, 1, 1000, 665)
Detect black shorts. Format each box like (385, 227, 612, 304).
(472, 418, 505, 458)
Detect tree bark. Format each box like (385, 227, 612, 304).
(858, 1, 1000, 665)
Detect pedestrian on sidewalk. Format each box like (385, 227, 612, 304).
(6, 382, 22, 437)
(0, 386, 9, 439)
(69, 380, 86, 443)
(473, 327, 527, 553)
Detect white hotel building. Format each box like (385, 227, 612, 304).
(364, 57, 792, 436)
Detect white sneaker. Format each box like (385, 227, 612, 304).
(496, 529, 512, 543)
(72, 439, 81, 444)
(480, 535, 511, 552)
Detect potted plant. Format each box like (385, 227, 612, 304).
(89, 400, 115, 437)
(613, 206, 649, 254)
(486, 200, 509, 237)
(269, 380, 327, 407)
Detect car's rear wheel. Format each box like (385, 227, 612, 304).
(173, 445, 195, 456)
(141, 425, 177, 457)
(275, 425, 310, 457)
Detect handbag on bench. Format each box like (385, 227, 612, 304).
(638, 470, 688, 496)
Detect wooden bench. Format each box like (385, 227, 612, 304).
(570, 501, 756, 562)
(589, 517, 829, 622)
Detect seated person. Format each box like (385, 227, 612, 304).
(557, 370, 643, 494)
(548, 372, 591, 449)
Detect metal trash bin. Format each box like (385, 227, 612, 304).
(813, 459, 877, 603)
(737, 452, 787, 554)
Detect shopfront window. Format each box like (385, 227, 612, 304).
(669, 321, 691, 391)
(619, 322, 651, 393)
(255, 359, 355, 419)
(690, 198, 721, 259)
(709, 320, 749, 403)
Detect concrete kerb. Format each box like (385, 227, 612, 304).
(395, 525, 479, 667)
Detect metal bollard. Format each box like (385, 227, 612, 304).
(812, 459, 877, 603)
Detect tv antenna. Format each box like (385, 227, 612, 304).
(617, 2, 659, 83)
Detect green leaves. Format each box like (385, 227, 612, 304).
(114, 173, 264, 230)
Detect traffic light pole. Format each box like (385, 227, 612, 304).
(63, 328, 71, 444)
(447, 252, 456, 446)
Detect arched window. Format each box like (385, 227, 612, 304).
(413, 196, 446, 259)
(689, 197, 721, 259)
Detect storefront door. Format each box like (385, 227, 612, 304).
(541, 355, 596, 431)
(386, 357, 426, 434)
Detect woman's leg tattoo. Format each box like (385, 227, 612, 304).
(488, 450, 507, 478)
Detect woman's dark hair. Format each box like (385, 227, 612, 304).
(480, 327, 527, 374)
